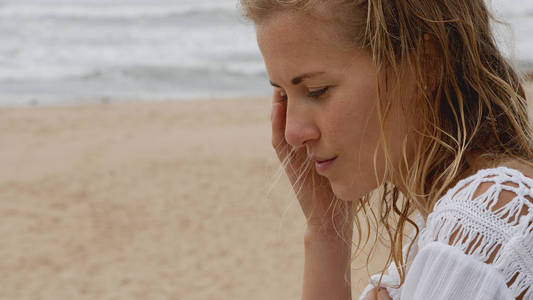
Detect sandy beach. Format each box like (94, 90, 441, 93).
(1, 82, 532, 299)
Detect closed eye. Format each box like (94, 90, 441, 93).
(308, 87, 329, 99)
(275, 86, 329, 102)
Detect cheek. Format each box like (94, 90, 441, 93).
(324, 93, 384, 192)
(328, 96, 381, 154)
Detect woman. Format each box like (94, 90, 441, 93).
(240, 0, 533, 299)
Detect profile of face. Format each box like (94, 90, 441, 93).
(257, 11, 413, 201)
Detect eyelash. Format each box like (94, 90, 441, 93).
(279, 87, 329, 102)
(308, 87, 329, 99)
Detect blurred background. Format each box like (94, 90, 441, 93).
(0, 0, 532, 107)
(0, 1, 532, 299)
(0, 0, 269, 106)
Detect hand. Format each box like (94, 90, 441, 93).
(270, 90, 354, 235)
(365, 287, 393, 300)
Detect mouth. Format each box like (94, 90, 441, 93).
(317, 157, 336, 163)
(314, 156, 337, 173)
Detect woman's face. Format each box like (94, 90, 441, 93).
(257, 12, 412, 201)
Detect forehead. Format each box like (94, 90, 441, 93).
(256, 11, 355, 80)
(256, 11, 341, 56)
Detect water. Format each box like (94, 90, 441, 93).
(0, 0, 532, 106)
(0, 0, 268, 106)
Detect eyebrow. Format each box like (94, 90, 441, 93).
(269, 72, 325, 88)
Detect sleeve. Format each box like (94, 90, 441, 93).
(413, 167, 533, 299)
(358, 214, 425, 300)
(400, 241, 514, 300)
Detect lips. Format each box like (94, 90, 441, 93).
(314, 156, 337, 173)
(317, 157, 335, 163)
(309, 155, 337, 163)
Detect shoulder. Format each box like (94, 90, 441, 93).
(428, 166, 533, 234)
(418, 166, 533, 298)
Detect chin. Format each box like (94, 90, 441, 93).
(330, 181, 357, 202)
(330, 178, 372, 203)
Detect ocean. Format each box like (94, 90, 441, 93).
(0, 0, 532, 106)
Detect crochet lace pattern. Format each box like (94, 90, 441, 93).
(418, 166, 533, 299)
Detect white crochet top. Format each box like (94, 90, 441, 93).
(359, 166, 533, 300)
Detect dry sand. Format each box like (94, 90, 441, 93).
(2, 82, 532, 299)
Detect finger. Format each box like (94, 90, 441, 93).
(364, 288, 376, 300)
(272, 102, 288, 154)
(270, 90, 278, 121)
(271, 92, 287, 142)
(271, 88, 284, 104)
(377, 287, 392, 300)
(271, 89, 287, 133)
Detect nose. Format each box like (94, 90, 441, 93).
(284, 101, 320, 148)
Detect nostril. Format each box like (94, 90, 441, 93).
(285, 128, 319, 148)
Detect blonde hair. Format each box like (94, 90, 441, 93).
(240, 0, 533, 290)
